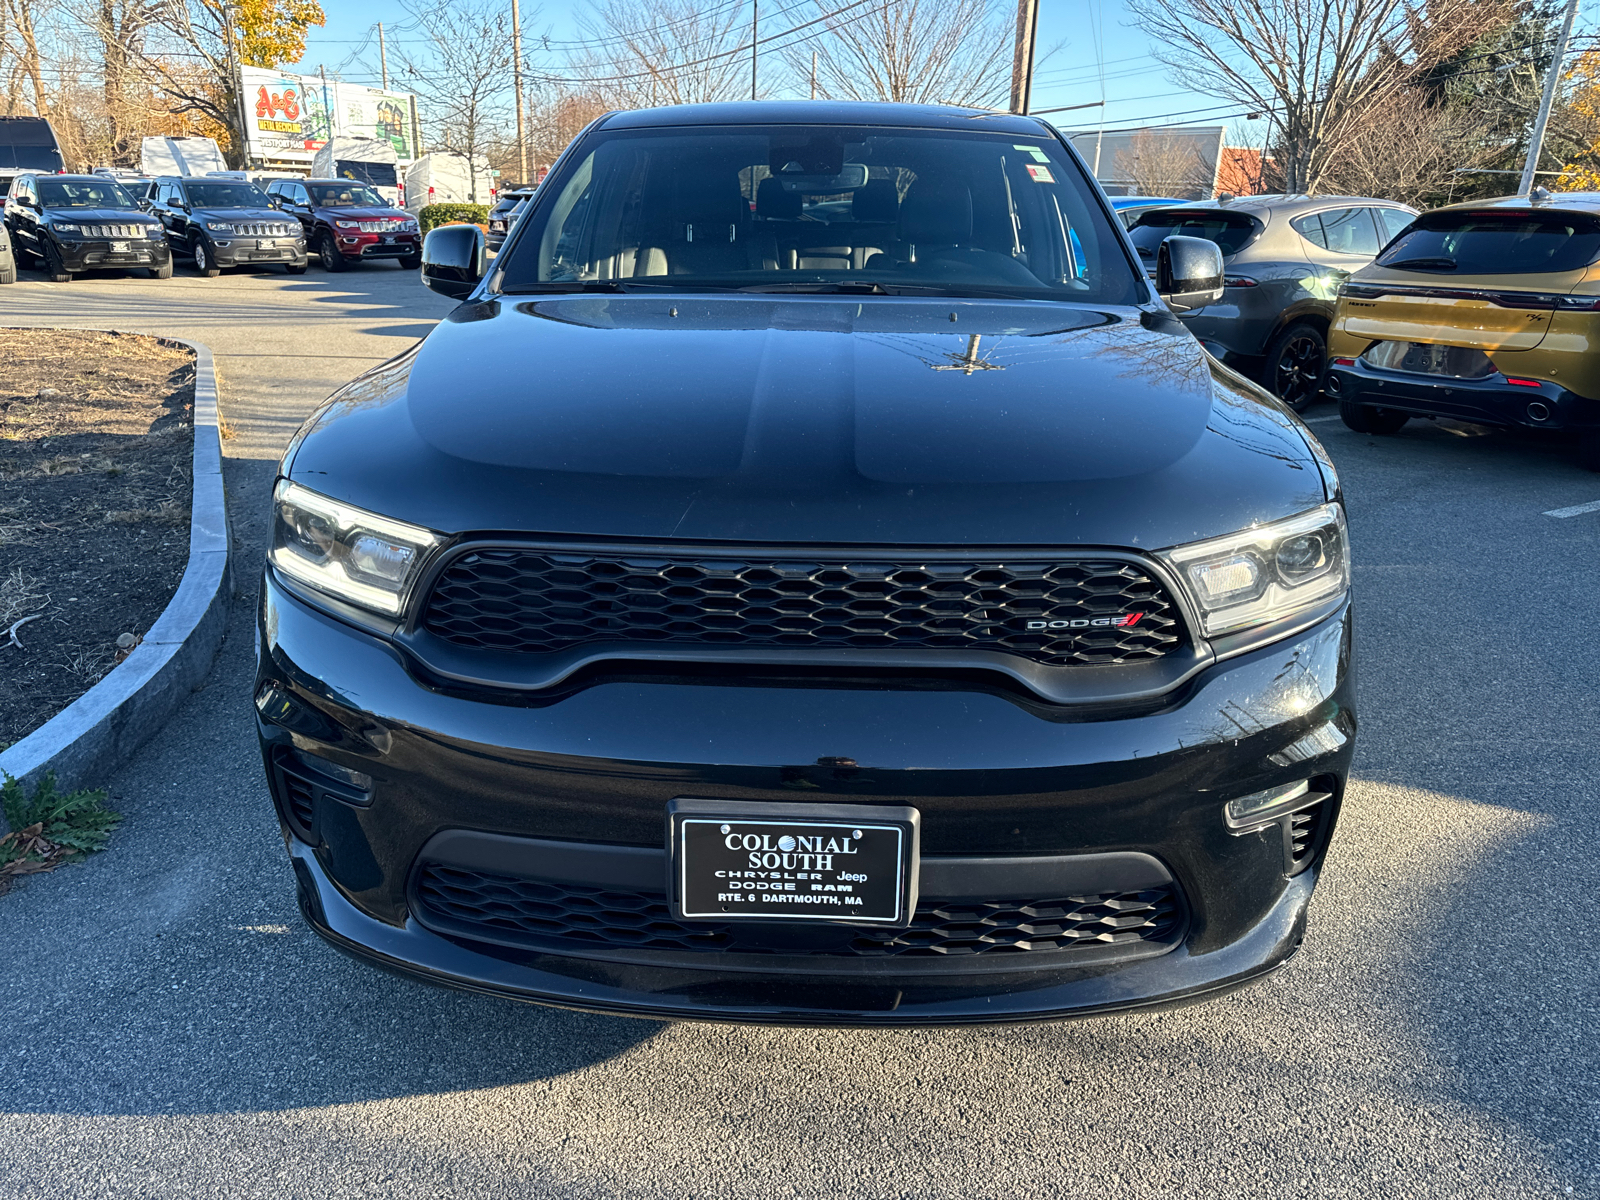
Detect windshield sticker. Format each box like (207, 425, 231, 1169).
(1013, 144, 1051, 163)
(1025, 164, 1056, 183)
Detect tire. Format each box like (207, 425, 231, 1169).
(192, 237, 220, 277)
(1339, 396, 1409, 435)
(400, 253, 422, 270)
(318, 231, 348, 272)
(284, 262, 307, 274)
(1579, 429, 1600, 472)
(0, 257, 14, 285)
(148, 260, 172, 279)
(41, 239, 71, 283)
(1265, 321, 1327, 413)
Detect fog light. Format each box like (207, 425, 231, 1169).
(1225, 780, 1312, 831)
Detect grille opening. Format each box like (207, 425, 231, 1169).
(269, 747, 373, 842)
(413, 863, 1184, 964)
(420, 547, 1187, 668)
(283, 775, 315, 834)
(1284, 796, 1336, 875)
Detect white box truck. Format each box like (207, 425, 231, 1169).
(311, 136, 403, 207)
(404, 152, 494, 212)
(140, 136, 228, 176)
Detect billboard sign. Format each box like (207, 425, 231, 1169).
(241, 65, 415, 164)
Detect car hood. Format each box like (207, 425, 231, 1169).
(47, 209, 158, 225)
(315, 206, 411, 220)
(288, 296, 1326, 548)
(193, 207, 285, 221)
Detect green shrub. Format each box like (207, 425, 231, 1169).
(1, 772, 121, 882)
(418, 203, 489, 234)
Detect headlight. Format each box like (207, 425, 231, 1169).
(1158, 504, 1348, 637)
(205, 220, 236, 233)
(146, 226, 164, 239)
(335, 219, 360, 229)
(269, 481, 443, 616)
(53, 222, 82, 234)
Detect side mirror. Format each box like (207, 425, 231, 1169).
(421, 223, 486, 299)
(1156, 235, 1224, 313)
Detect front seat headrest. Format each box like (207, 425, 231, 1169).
(756, 176, 802, 220)
(899, 179, 972, 245)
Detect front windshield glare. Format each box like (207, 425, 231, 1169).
(496, 124, 1144, 303)
(310, 184, 385, 207)
(39, 180, 137, 209)
(187, 183, 270, 208)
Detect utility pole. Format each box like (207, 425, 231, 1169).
(1009, 0, 1039, 115)
(319, 64, 332, 146)
(750, 0, 758, 101)
(378, 22, 389, 89)
(220, 3, 251, 168)
(512, 0, 527, 186)
(811, 49, 817, 100)
(1519, 0, 1580, 196)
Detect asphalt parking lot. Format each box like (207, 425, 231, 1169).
(1, 262, 1597, 1199)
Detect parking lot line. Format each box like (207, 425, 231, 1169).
(1542, 499, 1600, 518)
(1303, 415, 1342, 424)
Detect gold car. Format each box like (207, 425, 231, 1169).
(1326, 193, 1600, 469)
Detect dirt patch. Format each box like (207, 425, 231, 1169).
(0, 330, 195, 751)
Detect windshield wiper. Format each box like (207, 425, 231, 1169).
(500, 280, 685, 294)
(1385, 256, 1457, 270)
(733, 281, 951, 296)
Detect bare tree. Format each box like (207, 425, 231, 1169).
(1129, 0, 1514, 194)
(396, 0, 515, 202)
(1115, 130, 1213, 197)
(782, 0, 1012, 107)
(560, 0, 748, 109)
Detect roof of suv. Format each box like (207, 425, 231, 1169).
(1155, 194, 1412, 216)
(1428, 192, 1600, 216)
(597, 100, 1053, 136)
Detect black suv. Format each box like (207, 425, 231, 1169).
(257, 103, 1354, 1026)
(4, 173, 171, 280)
(486, 186, 535, 251)
(148, 175, 307, 276)
(264, 177, 420, 271)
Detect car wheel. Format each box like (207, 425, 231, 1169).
(0, 254, 14, 286)
(41, 239, 71, 283)
(1579, 429, 1600, 472)
(318, 231, 348, 272)
(400, 253, 422, 270)
(285, 262, 308, 274)
(148, 260, 173, 279)
(193, 237, 220, 277)
(1339, 396, 1409, 435)
(1266, 322, 1327, 413)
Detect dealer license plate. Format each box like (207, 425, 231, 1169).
(109, 241, 129, 253)
(382, 235, 396, 243)
(257, 238, 276, 249)
(668, 798, 919, 925)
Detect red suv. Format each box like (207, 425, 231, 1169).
(265, 177, 421, 271)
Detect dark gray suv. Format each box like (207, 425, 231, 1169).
(1129, 195, 1416, 410)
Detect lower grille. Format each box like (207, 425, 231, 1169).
(281, 773, 315, 836)
(420, 547, 1187, 667)
(1286, 801, 1334, 874)
(414, 863, 1183, 962)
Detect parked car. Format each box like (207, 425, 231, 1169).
(1109, 194, 1187, 229)
(486, 185, 535, 251)
(4, 173, 171, 280)
(1327, 193, 1600, 469)
(258, 100, 1354, 1027)
(263, 177, 421, 271)
(148, 175, 307, 276)
(0, 220, 14, 285)
(1128, 195, 1417, 410)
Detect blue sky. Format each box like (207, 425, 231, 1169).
(287, 1, 1238, 137)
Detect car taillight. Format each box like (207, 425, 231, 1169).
(1553, 295, 1600, 310)
(1506, 377, 1543, 388)
(1330, 357, 1356, 367)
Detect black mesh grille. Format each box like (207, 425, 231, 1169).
(420, 548, 1186, 666)
(414, 863, 1183, 960)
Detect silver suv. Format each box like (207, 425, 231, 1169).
(1128, 195, 1416, 410)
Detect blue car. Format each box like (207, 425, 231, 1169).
(1109, 195, 1187, 230)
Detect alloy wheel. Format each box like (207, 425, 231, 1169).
(1273, 333, 1324, 409)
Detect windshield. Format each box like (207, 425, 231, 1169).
(1375, 210, 1600, 275)
(38, 179, 137, 209)
(186, 182, 271, 208)
(334, 161, 398, 189)
(495, 124, 1144, 303)
(1127, 209, 1259, 260)
(309, 183, 386, 208)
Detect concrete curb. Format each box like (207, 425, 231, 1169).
(0, 332, 232, 813)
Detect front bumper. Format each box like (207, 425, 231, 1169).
(1327, 358, 1600, 431)
(256, 569, 1356, 1025)
(334, 231, 420, 259)
(59, 238, 171, 271)
(212, 237, 308, 268)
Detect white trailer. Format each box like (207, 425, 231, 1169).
(310, 136, 403, 207)
(404, 152, 495, 212)
(140, 136, 228, 177)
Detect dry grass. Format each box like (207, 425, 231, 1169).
(0, 568, 46, 627)
(104, 499, 186, 527)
